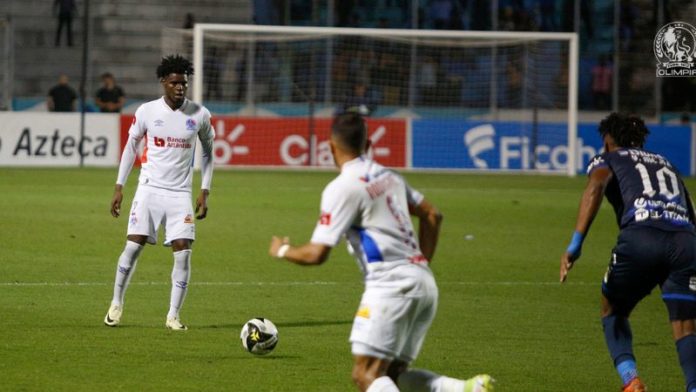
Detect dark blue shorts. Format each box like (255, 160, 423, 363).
(601, 226, 696, 320)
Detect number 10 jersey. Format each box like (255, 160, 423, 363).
(587, 148, 696, 232)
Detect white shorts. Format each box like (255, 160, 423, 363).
(127, 185, 195, 246)
(350, 263, 438, 363)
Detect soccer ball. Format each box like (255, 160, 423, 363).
(240, 318, 278, 355)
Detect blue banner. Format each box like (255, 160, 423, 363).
(412, 120, 692, 175)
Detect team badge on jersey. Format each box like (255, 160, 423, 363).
(186, 118, 197, 131)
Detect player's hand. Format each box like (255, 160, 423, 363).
(111, 186, 123, 218)
(268, 236, 289, 258)
(195, 189, 209, 220)
(559, 252, 575, 283)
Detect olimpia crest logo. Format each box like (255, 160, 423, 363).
(654, 21, 696, 77)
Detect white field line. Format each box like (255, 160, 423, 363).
(0, 281, 595, 287)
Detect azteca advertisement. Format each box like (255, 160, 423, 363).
(412, 120, 692, 175)
(0, 113, 120, 166)
(208, 117, 406, 167)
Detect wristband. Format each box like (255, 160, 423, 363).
(566, 230, 584, 259)
(277, 244, 290, 258)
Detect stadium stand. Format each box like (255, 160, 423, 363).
(5, 0, 251, 106)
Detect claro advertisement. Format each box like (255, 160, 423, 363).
(0, 113, 691, 174)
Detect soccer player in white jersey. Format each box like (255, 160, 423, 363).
(268, 113, 494, 392)
(104, 55, 214, 331)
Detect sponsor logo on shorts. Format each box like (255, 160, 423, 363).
(129, 211, 138, 226)
(356, 307, 370, 319)
(184, 214, 193, 224)
(689, 276, 696, 291)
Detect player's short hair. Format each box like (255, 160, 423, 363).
(598, 112, 650, 148)
(156, 55, 194, 79)
(331, 112, 367, 155)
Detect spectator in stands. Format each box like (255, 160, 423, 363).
(341, 81, 379, 116)
(428, 0, 455, 29)
(418, 55, 439, 105)
(54, 0, 77, 47)
(562, 0, 593, 38)
(539, 0, 556, 31)
(47, 74, 77, 112)
(591, 55, 612, 110)
(95, 73, 126, 113)
(335, 0, 355, 27)
(183, 13, 195, 29)
(619, 0, 639, 52)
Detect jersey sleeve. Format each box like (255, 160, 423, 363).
(310, 180, 361, 247)
(405, 182, 424, 207)
(586, 153, 609, 176)
(128, 106, 147, 139)
(198, 108, 215, 190)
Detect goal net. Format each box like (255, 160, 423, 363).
(162, 25, 578, 174)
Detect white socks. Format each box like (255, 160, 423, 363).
(111, 241, 144, 306)
(398, 369, 464, 392)
(366, 376, 400, 392)
(167, 249, 192, 319)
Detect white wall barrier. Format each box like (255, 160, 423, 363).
(0, 113, 120, 166)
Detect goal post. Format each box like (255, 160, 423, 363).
(0, 18, 14, 111)
(179, 24, 578, 175)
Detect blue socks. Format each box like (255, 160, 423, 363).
(602, 314, 638, 385)
(676, 334, 696, 392)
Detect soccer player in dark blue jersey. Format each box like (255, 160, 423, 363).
(560, 113, 696, 392)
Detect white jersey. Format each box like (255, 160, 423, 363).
(311, 157, 427, 280)
(117, 97, 214, 193)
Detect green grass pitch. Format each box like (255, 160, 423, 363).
(0, 167, 690, 391)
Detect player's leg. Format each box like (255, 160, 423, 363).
(104, 235, 147, 327)
(662, 230, 696, 392)
(391, 269, 493, 392)
(163, 197, 196, 330)
(601, 228, 663, 391)
(165, 238, 192, 331)
(672, 320, 696, 392)
(352, 354, 397, 392)
(105, 187, 160, 327)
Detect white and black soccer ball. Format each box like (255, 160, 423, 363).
(240, 318, 278, 355)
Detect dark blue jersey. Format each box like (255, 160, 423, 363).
(587, 148, 696, 232)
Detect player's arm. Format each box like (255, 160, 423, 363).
(409, 198, 443, 262)
(269, 181, 356, 266)
(560, 165, 613, 282)
(111, 134, 142, 217)
(112, 112, 146, 218)
(268, 236, 332, 265)
(195, 114, 214, 220)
